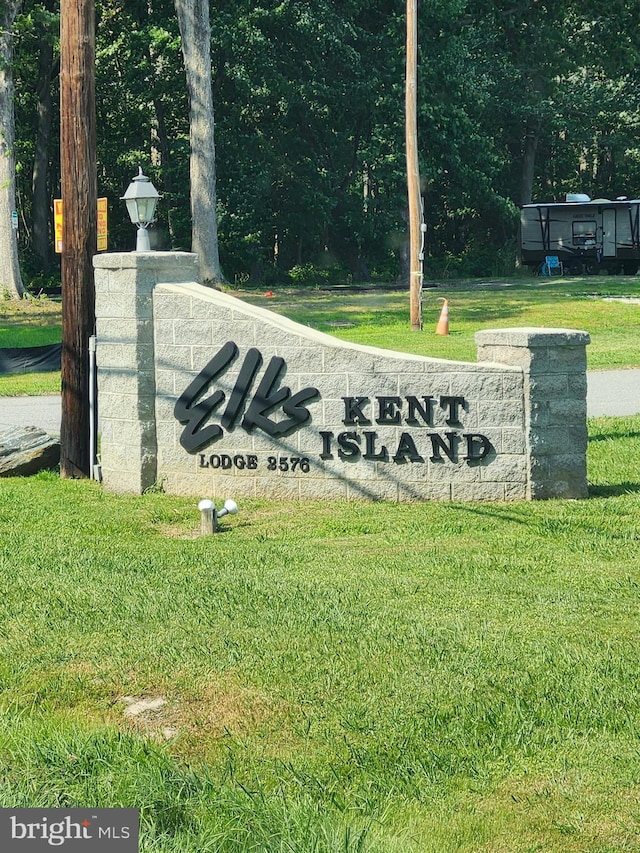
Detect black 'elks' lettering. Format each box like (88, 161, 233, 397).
(174, 342, 320, 452)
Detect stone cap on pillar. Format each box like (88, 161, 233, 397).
(475, 327, 591, 348)
(93, 251, 199, 273)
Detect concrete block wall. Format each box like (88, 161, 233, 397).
(94, 252, 590, 501)
(93, 252, 198, 493)
(475, 328, 590, 499)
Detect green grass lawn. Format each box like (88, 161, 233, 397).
(2, 275, 640, 396)
(0, 296, 61, 347)
(0, 297, 61, 396)
(1, 278, 640, 851)
(236, 276, 640, 370)
(1, 417, 640, 851)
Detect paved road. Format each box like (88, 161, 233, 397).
(586, 369, 640, 417)
(0, 395, 63, 434)
(1, 370, 639, 434)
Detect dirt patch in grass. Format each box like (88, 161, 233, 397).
(117, 680, 281, 754)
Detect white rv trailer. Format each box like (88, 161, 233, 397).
(520, 194, 640, 275)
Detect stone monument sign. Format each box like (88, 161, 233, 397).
(94, 252, 589, 501)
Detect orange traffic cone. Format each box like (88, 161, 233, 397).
(435, 299, 449, 335)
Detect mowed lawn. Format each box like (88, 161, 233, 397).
(0, 278, 639, 851)
(236, 274, 640, 369)
(0, 296, 61, 396)
(2, 274, 640, 395)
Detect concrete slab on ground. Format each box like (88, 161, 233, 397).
(587, 369, 640, 417)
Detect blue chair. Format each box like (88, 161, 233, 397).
(542, 255, 563, 276)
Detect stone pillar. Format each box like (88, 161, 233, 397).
(475, 327, 590, 499)
(93, 252, 198, 493)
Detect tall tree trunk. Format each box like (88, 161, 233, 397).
(0, 0, 24, 299)
(520, 117, 541, 206)
(174, 0, 223, 286)
(32, 16, 56, 274)
(60, 0, 97, 478)
(152, 97, 177, 242)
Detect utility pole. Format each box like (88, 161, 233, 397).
(60, 0, 97, 477)
(406, 0, 423, 330)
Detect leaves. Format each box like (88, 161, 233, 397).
(10, 0, 640, 284)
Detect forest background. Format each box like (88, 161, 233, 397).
(11, 0, 640, 291)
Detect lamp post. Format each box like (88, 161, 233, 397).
(121, 167, 160, 251)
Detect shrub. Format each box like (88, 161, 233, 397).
(287, 263, 332, 286)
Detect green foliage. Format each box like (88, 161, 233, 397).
(287, 262, 351, 286)
(10, 1, 640, 287)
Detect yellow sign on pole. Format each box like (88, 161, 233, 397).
(97, 197, 108, 251)
(54, 199, 64, 253)
(54, 197, 108, 252)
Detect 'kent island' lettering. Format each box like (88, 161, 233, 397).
(175, 343, 495, 468)
(318, 394, 493, 464)
(340, 394, 467, 426)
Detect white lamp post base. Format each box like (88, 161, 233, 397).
(136, 227, 151, 252)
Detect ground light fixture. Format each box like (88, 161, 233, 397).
(121, 167, 161, 251)
(198, 498, 239, 534)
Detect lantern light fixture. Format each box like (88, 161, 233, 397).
(121, 167, 160, 251)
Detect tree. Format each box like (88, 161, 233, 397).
(93, 0, 188, 251)
(11, 1, 60, 278)
(0, 0, 24, 298)
(10, 0, 640, 288)
(31, 0, 57, 274)
(209, 0, 406, 282)
(467, 0, 581, 206)
(174, 0, 223, 285)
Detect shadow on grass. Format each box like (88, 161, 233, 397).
(588, 483, 640, 497)
(588, 430, 640, 443)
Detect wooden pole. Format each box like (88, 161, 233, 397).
(60, 0, 97, 477)
(406, 0, 423, 330)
